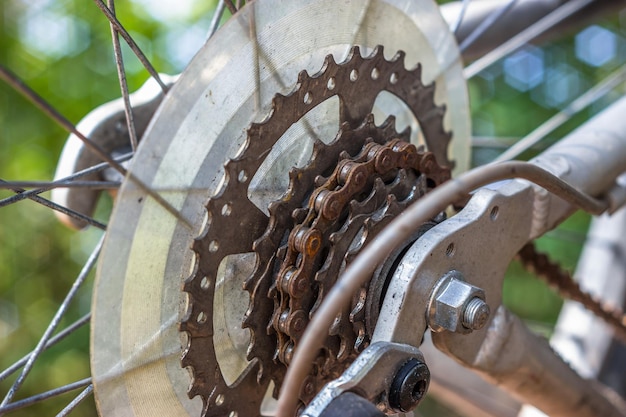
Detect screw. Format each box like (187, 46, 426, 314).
(389, 359, 430, 413)
(462, 297, 490, 330)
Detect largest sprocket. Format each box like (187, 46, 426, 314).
(91, 1, 470, 416)
(182, 44, 452, 415)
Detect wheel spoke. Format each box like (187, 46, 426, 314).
(91, 0, 168, 92)
(451, 0, 472, 34)
(0, 66, 129, 178)
(224, 0, 239, 15)
(1, 236, 103, 407)
(493, 65, 626, 162)
(249, 6, 261, 113)
(458, 0, 517, 54)
(0, 315, 91, 383)
(0, 152, 133, 208)
(0, 66, 191, 229)
(56, 384, 94, 417)
(207, 0, 227, 38)
(0, 179, 107, 230)
(0, 379, 91, 414)
(107, 0, 139, 151)
(464, 0, 594, 79)
(0, 180, 120, 190)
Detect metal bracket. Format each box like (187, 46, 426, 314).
(369, 97, 626, 417)
(302, 342, 427, 417)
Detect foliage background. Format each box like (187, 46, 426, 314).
(0, 1, 624, 416)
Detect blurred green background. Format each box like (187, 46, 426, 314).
(0, 0, 624, 416)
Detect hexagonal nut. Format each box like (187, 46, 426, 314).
(428, 274, 486, 334)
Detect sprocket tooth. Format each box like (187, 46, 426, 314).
(410, 62, 423, 80)
(378, 114, 397, 131)
(329, 312, 342, 335)
(347, 45, 361, 62)
(398, 126, 411, 143)
(309, 138, 327, 159)
(350, 288, 367, 323)
(190, 237, 205, 254)
(391, 49, 406, 64)
(363, 112, 375, 126)
(297, 69, 310, 84)
(333, 122, 347, 135)
(423, 103, 448, 123)
(370, 44, 384, 59)
(336, 332, 352, 362)
(354, 322, 368, 352)
(181, 347, 194, 369)
(188, 383, 204, 401)
(324, 51, 338, 68)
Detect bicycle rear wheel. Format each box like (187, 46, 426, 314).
(0, 0, 620, 416)
(90, 1, 469, 415)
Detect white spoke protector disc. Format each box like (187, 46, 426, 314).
(91, 0, 470, 416)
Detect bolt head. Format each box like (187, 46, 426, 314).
(389, 358, 430, 413)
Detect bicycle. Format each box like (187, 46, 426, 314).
(0, 2, 620, 415)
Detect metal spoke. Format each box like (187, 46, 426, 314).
(464, 0, 594, 79)
(0, 315, 90, 383)
(1, 236, 103, 407)
(0, 152, 132, 208)
(493, 65, 626, 162)
(451, 0, 472, 34)
(472, 136, 519, 149)
(0, 66, 191, 229)
(0, 179, 107, 230)
(56, 384, 93, 417)
(0, 66, 129, 178)
(0, 378, 91, 414)
(421, 0, 516, 96)
(249, 6, 261, 113)
(459, 0, 517, 54)
(107, 0, 139, 151)
(207, 0, 227, 38)
(92, 0, 168, 92)
(224, 0, 238, 15)
(0, 181, 120, 190)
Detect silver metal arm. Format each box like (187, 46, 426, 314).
(383, 97, 626, 416)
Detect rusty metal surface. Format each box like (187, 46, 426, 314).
(180, 45, 451, 415)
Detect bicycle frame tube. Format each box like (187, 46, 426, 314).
(371, 96, 626, 417)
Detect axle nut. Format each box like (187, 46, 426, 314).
(428, 271, 489, 334)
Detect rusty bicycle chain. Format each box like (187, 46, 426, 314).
(518, 243, 626, 344)
(272, 135, 449, 402)
(320, 170, 437, 357)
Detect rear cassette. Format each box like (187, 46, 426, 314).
(182, 46, 451, 415)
